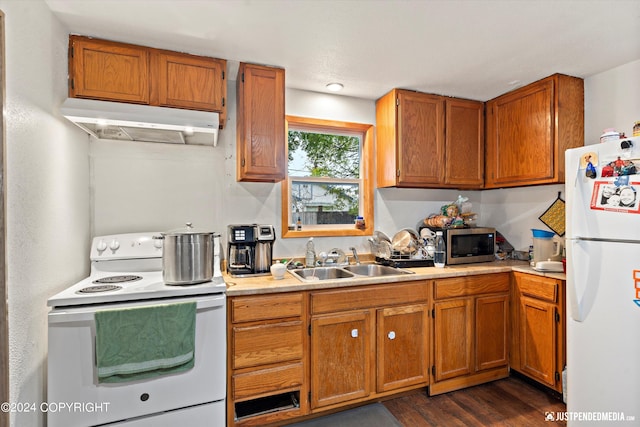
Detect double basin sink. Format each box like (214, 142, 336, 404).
(289, 264, 414, 282)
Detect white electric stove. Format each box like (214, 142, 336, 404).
(48, 232, 226, 307)
(47, 232, 227, 427)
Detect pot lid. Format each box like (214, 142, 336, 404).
(162, 222, 218, 236)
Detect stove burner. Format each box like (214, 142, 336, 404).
(77, 284, 122, 293)
(92, 275, 143, 284)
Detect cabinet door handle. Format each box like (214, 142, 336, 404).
(387, 331, 396, 340)
(351, 329, 359, 338)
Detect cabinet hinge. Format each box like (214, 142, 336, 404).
(396, 98, 399, 107)
(308, 391, 311, 403)
(70, 78, 74, 90)
(241, 158, 245, 167)
(70, 47, 74, 58)
(308, 324, 311, 336)
(222, 70, 225, 80)
(397, 169, 401, 177)
(431, 366, 435, 376)
(222, 97, 225, 107)
(241, 72, 245, 83)
(555, 312, 560, 323)
(555, 371, 560, 382)
(431, 308, 435, 318)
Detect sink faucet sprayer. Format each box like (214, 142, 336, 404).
(349, 247, 360, 265)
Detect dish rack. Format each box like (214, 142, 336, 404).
(369, 234, 434, 268)
(375, 255, 434, 268)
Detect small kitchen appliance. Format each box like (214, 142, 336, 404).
(531, 228, 563, 266)
(227, 224, 276, 277)
(47, 232, 227, 427)
(422, 226, 496, 265)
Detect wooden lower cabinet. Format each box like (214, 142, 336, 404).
(475, 295, 510, 371)
(309, 282, 429, 412)
(377, 304, 430, 392)
(227, 271, 563, 425)
(228, 292, 308, 426)
(511, 272, 566, 392)
(310, 310, 374, 408)
(430, 273, 510, 395)
(433, 298, 473, 381)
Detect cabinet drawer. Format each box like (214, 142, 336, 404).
(233, 321, 303, 369)
(518, 275, 558, 303)
(310, 282, 428, 315)
(231, 293, 303, 323)
(434, 273, 509, 299)
(233, 363, 303, 401)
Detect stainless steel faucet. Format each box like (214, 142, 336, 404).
(349, 247, 360, 265)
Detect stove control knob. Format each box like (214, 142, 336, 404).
(96, 239, 107, 252)
(109, 239, 120, 251)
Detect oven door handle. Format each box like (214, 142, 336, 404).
(48, 294, 226, 324)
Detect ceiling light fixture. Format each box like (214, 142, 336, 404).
(326, 82, 344, 92)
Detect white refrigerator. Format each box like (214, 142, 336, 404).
(565, 136, 640, 426)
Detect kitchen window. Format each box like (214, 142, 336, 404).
(281, 116, 373, 238)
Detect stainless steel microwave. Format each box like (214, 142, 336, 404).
(444, 227, 496, 265)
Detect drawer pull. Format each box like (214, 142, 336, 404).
(351, 329, 359, 338)
(388, 331, 396, 340)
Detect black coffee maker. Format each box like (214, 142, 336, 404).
(227, 224, 275, 276)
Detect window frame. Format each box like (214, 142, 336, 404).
(281, 115, 374, 238)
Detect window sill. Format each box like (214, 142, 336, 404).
(282, 225, 372, 238)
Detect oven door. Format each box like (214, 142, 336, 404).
(47, 294, 226, 427)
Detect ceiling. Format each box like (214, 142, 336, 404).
(44, 0, 640, 102)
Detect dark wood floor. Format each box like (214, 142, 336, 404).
(383, 376, 567, 426)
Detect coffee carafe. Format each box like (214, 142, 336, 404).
(227, 224, 275, 276)
(254, 225, 276, 272)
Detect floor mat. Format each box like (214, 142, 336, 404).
(288, 403, 403, 427)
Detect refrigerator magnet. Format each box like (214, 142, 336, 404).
(590, 181, 640, 214)
(581, 152, 598, 179)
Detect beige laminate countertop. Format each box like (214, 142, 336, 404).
(224, 260, 566, 296)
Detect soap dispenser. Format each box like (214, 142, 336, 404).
(305, 238, 316, 268)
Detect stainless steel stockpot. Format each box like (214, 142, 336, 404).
(155, 223, 218, 285)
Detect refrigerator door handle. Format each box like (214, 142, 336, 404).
(568, 238, 603, 322)
(574, 237, 640, 245)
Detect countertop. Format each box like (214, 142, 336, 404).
(224, 260, 566, 296)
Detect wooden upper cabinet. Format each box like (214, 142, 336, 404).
(445, 98, 484, 187)
(485, 74, 584, 188)
(236, 63, 286, 182)
(376, 89, 445, 187)
(376, 89, 484, 189)
(151, 51, 227, 116)
(69, 35, 150, 104)
(68, 35, 227, 126)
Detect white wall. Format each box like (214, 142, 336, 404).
(480, 184, 564, 252)
(1, 0, 91, 425)
(584, 59, 640, 145)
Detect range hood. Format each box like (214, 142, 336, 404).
(60, 98, 220, 146)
